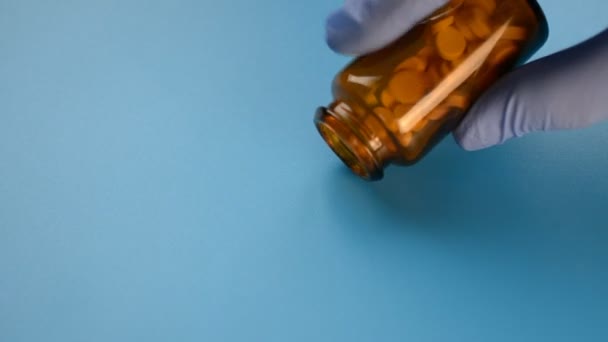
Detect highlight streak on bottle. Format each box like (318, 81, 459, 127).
(347, 75, 382, 87)
(397, 20, 511, 133)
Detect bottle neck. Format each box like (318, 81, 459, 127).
(314, 100, 395, 181)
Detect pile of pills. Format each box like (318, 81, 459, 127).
(366, 0, 529, 151)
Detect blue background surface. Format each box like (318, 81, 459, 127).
(1, 1, 607, 341)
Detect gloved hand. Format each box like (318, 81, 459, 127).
(325, 0, 608, 150)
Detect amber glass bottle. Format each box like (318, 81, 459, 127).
(314, 0, 549, 180)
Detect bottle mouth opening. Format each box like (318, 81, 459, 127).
(314, 107, 383, 181)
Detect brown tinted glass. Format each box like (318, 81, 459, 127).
(315, 0, 549, 180)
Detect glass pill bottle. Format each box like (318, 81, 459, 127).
(314, 0, 548, 181)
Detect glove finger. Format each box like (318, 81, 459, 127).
(326, 0, 449, 56)
(454, 29, 608, 151)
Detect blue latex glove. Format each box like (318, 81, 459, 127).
(326, 0, 608, 150)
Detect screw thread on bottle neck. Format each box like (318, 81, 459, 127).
(314, 100, 395, 181)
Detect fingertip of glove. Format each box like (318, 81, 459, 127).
(453, 128, 483, 151)
(453, 115, 493, 151)
(325, 10, 364, 55)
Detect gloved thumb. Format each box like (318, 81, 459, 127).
(454, 28, 608, 151)
(326, 0, 449, 56)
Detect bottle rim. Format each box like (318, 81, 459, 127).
(314, 107, 384, 181)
